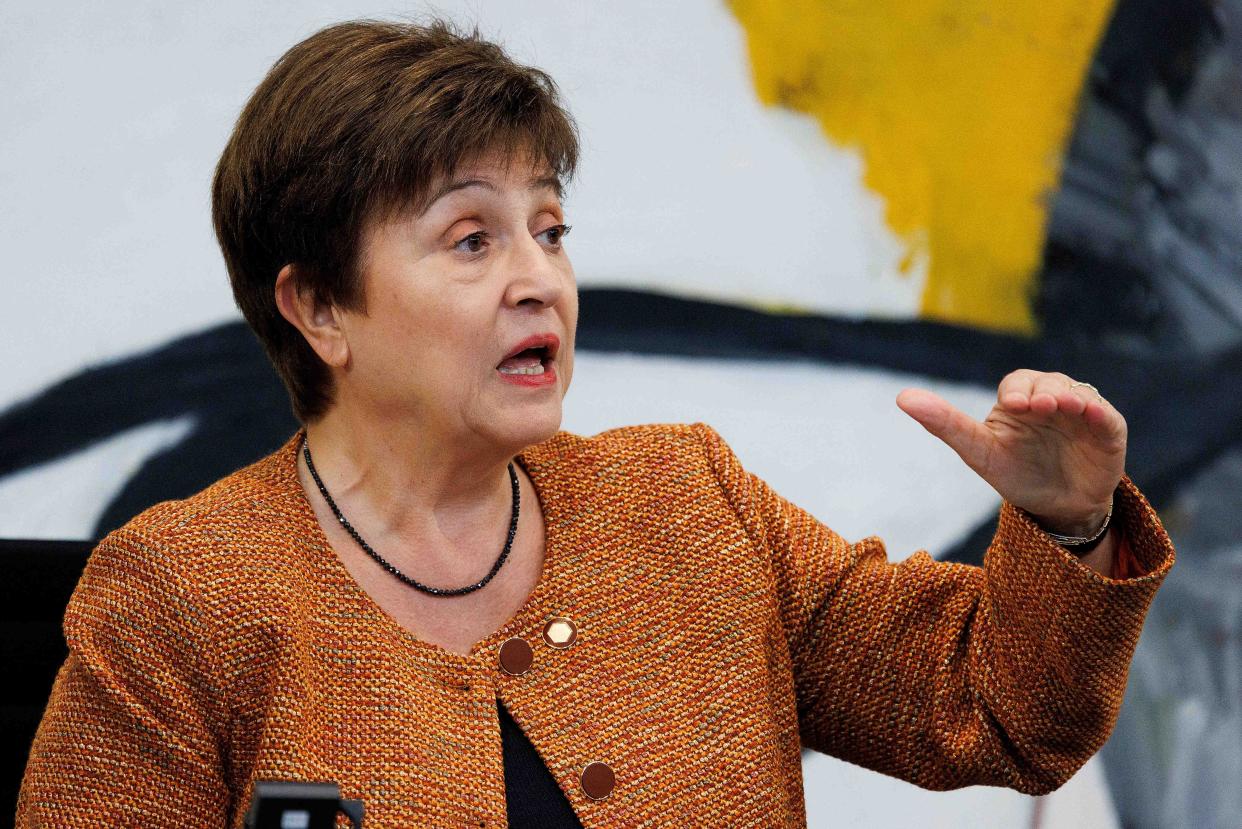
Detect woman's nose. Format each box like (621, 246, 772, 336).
(504, 234, 566, 309)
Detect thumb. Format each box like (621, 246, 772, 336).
(896, 387, 991, 474)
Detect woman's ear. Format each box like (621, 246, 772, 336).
(274, 265, 350, 368)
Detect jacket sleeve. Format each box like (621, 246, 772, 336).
(17, 528, 231, 827)
(694, 422, 1175, 795)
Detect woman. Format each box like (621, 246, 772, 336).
(18, 19, 1173, 828)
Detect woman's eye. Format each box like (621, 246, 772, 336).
(538, 224, 572, 249)
(454, 231, 488, 254)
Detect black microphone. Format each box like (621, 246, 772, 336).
(243, 781, 364, 829)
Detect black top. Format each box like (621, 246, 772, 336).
(498, 701, 583, 828)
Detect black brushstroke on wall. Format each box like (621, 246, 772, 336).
(0, 324, 297, 536)
(1, 291, 1238, 543)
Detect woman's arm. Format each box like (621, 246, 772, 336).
(695, 422, 1174, 795)
(17, 530, 231, 827)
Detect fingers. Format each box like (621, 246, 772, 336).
(896, 387, 992, 474)
(996, 369, 1127, 446)
(1083, 396, 1128, 445)
(997, 369, 1103, 418)
(997, 369, 1041, 414)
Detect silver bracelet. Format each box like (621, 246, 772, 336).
(1040, 496, 1114, 550)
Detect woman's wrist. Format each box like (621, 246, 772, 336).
(1074, 525, 1119, 576)
(1030, 496, 1115, 554)
(1036, 503, 1112, 539)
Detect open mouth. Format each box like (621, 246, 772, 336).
(498, 346, 550, 376)
(497, 335, 560, 377)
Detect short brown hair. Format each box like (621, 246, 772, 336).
(212, 19, 579, 422)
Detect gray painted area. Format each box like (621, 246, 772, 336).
(1044, 0, 1242, 357)
(1102, 446, 1242, 829)
(1045, 3, 1242, 826)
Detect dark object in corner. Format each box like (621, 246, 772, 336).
(244, 781, 364, 829)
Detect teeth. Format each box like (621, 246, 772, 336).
(499, 364, 546, 376)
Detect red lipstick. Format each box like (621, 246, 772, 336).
(496, 333, 560, 387)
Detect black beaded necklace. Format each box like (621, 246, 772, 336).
(301, 439, 520, 597)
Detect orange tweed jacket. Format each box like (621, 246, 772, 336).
(19, 423, 1175, 828)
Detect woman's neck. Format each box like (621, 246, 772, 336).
(302, 405, 518, 545)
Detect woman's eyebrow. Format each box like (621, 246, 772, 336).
(529, 175, 563, 200)
(416, 175, 561, 216)
(418, 178, 496, 216)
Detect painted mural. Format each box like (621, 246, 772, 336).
(3, 0, 1239, 826)
(731, 0, 1116, 334)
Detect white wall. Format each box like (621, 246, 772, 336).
(0, 2, 1109, 825)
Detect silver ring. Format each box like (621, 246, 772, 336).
(1069, 380, 1105, 403)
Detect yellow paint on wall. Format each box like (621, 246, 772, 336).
(729, 0, 1115, 334)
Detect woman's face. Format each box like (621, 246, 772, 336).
(336, 148, 577, 454)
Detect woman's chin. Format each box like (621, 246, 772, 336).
(489, 404, 563, 452)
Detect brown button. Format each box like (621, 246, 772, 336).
(498, 637, 534, 676)
(542, 617, 578, 649)
(580, 761, 615, 801)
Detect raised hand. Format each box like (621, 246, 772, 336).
(895, 369, 1126, 538)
